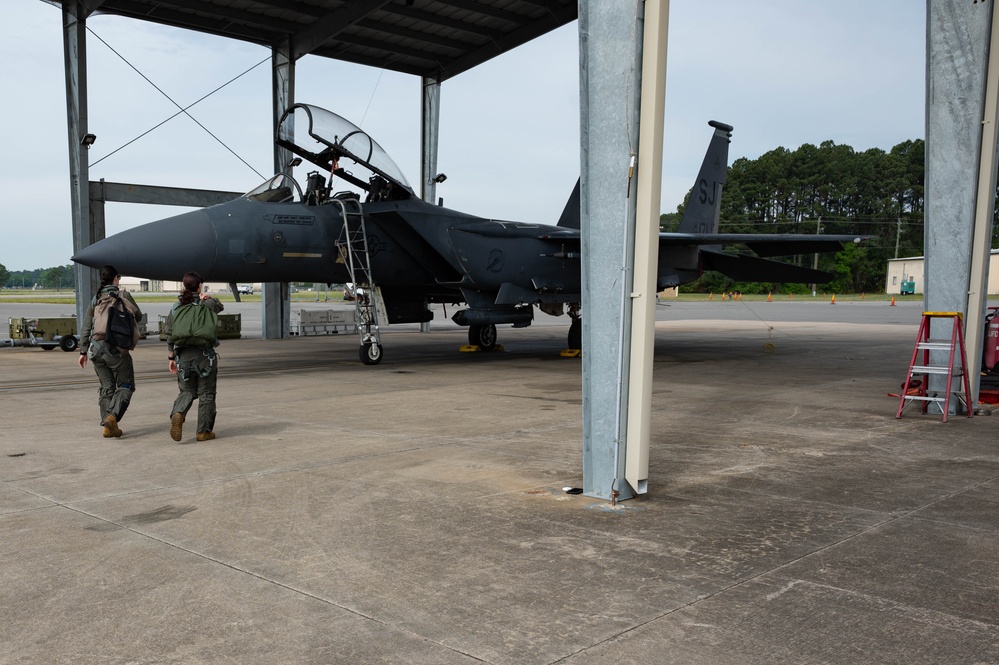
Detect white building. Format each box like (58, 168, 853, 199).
(119, 277, 258, 294)
(885, 249, 999, 295)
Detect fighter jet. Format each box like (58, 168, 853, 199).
(73, 103, 865, 364)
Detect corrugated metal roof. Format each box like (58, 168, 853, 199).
(71, 0, 577, 81)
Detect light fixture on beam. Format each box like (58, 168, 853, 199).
(80, 133, 97, 147)
(432, 172, 447, 184)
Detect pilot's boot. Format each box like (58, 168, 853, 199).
(170, 413, 184, 442)
(196, 431, 216, 442)
(102, 414, 122, 438)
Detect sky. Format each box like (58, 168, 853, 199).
(0, 0, 926, 272)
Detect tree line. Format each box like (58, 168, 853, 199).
(5, 139, 996, 296)
(0, 264, 74, 290)
(662, 137, 997, 294)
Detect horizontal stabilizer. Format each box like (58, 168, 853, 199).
(700, 249, 834, 283)
(660, 233, 867, 256)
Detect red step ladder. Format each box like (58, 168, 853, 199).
(896, 312, 973, 423)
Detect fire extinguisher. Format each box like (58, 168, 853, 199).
(984, 307, 999, 373)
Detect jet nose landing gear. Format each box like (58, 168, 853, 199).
(359, 340, 383, 365)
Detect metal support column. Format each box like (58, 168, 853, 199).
(966, 1, 999, 408)
(419, 77, 442, 333)
(263, 38, 295, 339)
(625, 0, 669, 497)
(926, 0, 994, 411)
(62, 1, 97, 324)
(420, 77, 442, 205)
(579, 1, 644, 501)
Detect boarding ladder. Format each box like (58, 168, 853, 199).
(333, 198, 383, 362)
(896, 312, 973, 423)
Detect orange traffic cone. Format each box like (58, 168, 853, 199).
(767, 292, 772, 302)
(709, 293, 713, 300)
(830, 294, 836, 304)
(890, 296, 896, 306)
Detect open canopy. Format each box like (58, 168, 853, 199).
(277, 104, 413, 196)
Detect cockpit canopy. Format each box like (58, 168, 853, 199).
(275, 104, 413, 201)
(242, 174, 300, 203)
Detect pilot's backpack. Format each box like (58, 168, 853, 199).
(92, 291, 139, 351)
(170, 302, 218, 348)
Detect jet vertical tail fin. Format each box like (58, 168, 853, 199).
(556, 179, 581, 229)
(677, 121, 733, 234)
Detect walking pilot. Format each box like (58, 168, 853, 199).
(165, 272, 224, 442)
(77, 265, 142, 438)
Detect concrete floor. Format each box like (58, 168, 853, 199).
(1, 302, 997, 664)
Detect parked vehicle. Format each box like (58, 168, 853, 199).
(237, 284, 254, 295)
(3, 317, 79, 352)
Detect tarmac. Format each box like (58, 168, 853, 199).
(1, 299, 998, 664)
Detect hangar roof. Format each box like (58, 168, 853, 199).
(71, 0, 577, 82)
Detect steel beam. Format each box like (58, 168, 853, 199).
(88, 181, 241, 206)
(966, 1, 999, 407)
(579, 1, 643, 501)
(419, 77, 442, 333)
(63, 1, 97, 324)
(925, 0, 995, 412)
(421, 77, 442, 206)
(625, 0, 669, 496)
(263, 38, 295, 339)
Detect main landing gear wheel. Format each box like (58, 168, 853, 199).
(359, 342, 383, 365)
(468, 324, 497, 351)
(59, 335, 79, 352)
(567, 318, 582, 350)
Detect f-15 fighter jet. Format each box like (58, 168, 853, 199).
(73, 104, 864, 364)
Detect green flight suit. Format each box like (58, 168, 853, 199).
(79, 285, 142, 425)
(165, 297, 224, 434)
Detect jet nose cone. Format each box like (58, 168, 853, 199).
(72, 210, 216, 280)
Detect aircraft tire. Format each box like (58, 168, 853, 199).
(359, 342, 383, 365)
(59, 335, 79, 353)
(567, 318, 581, 350)
(468, 324, 497, 351)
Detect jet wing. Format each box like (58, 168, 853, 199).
(529, 229, 865, 286)
(659, 233, 866, 256)
(537, 229, 863, 246)
(535, 230, 865, 256)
